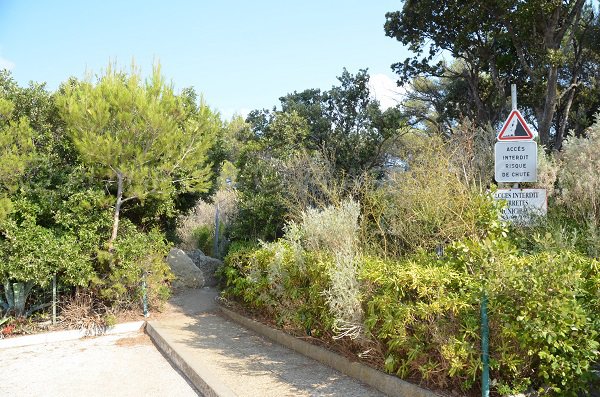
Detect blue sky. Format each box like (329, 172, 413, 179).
(0, 1, 409, 119)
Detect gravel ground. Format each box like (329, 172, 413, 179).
(1, 330, 200, 397)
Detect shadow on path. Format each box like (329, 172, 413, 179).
(155, 287, 383, 397)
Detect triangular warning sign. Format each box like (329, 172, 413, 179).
(497, 110, 534, 140)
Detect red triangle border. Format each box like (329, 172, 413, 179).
(497, 110, 534, 141)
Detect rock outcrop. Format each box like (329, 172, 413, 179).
(185, 249, 223, 287)
(166, 248, 205, 289)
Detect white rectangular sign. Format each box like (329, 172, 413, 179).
(494, 141, 537, 182)
(493, 188, 547, 223)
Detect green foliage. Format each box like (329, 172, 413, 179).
(57, 63, 219, 245)
(361, 253, 481, 391)
(219, 241, 333, 335)
(385, 0, 599, 147)
(233, 69, 407, 241)
(99, 222, 173, 310)
(0, 198, 95, 316)
(232, 146, 288, 241)
(58, 63, 217, 199)
(192, 225, 213, 256)
(0, 96, 36, 220)
(485, 250, 599, 395)
(222, 201, 367, 336)
(362, 135, 503, 257)
(556, 116, 600, 228)
(52, 187, 113, 253)
(277, 69, 405, 177)
(0, 66, 219, 317)
(0, 102, 35, 189)
(222, 186, 600, 395)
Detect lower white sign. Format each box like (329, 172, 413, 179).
(495, 141, 537, 182)
(493, 188, 547, 223)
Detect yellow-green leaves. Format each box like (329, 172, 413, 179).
(58, 63, 218, 200)
(57, 63, 219, 244)
(0, 98, 36, 198)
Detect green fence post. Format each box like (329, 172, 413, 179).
(52, 274, 57, 325)
(142, 273, 149, 318)
(481, 292, 490, 397)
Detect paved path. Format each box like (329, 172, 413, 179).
(1, 330, 199, 396)
(148, 288, 386, 397)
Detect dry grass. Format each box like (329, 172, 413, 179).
(59, 290, 115, 336)
(176, 189, 238, 250)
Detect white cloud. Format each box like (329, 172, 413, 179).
(0, 56, 15, 71)
(368, 73, 405, 110)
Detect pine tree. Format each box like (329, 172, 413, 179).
(58, 64, 218, 249)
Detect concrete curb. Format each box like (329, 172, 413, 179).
(146, 321, 236, 397)
(219, 307, 442, 397)
(0, 320, 145, 349)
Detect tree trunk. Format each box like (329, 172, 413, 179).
(466, 69, 488, 126)
(108, 171, 124, 252)
(537, 0, 585, 148)
(555, 84, 577, 151)
(538, 66, 559, 148)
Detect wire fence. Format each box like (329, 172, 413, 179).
(0, 272, 149, 329)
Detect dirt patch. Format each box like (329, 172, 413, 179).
(116, 333, 153, 347)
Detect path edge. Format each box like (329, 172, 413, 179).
(146, 320, 237, 397)
(219, 306, 442, 397)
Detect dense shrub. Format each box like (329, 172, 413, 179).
(98, 222, 173, 310)
(361, 135, 500, 257)
(176, 188, 237, 254)
(361, 243, 600, 396)
(361, 253, 481, 391)
(556, 117, 600, 225)
(486, 251, 599, 395)
(0, 197, 97, 317)
(219, 241, 334, 335)
(221, 191, 600, 395)
(222, 200, 365, 336)
(445, 232, 600, 395)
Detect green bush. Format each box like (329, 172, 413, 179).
(0, 198, 96, 317)
(192, 225, 213, 256)
(361, 253, 481, 391)
(485, 251, 599, 395)
(360, 241, 600, 396)
(220, 241, 334, 336)
(445, 236, 600, 395)
(98, 223, 173, 310)
(222, 218, 600, 396)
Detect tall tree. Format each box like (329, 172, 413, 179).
(263, 69, 405, 176)
(0, 72, 99, 317)
(58, 64, 218, 250)
(234, 69, 407, 240)
(386, 0, 598, 149)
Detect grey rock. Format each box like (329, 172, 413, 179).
(185, 249, 223, 287)
(166, 248, 205, 289)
